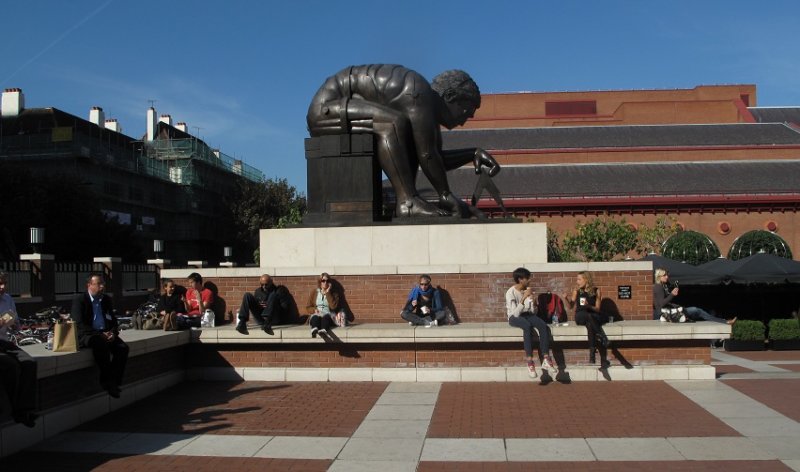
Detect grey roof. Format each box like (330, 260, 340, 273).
(441, 123, 800, 150)
(408, 160, 800, 200)
(749, 107, 800, 125)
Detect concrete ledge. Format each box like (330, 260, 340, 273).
(0, 369, 185, 457)
(194, 320, 731, 345)
(25, 329, 192, 379)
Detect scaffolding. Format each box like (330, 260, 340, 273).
(141, 137, 264, 185)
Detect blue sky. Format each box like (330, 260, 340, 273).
(3, 1, 799, 193)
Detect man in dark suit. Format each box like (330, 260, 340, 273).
(70, 273, 128, 398)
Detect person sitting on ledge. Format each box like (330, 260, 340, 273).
(236, 274, 290, 336)
(305, 272, 345, 338)
(182, 272, 213, 329)
(653, 268, 736, 324)
(401, 274, 446, 327)
(506, 267, 558, 379)
(307, 64, 501, 218)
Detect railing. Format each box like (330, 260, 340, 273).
(122, 264, 159, 292)
(54, 262, 100, 295)
(0, 261, 36, 297)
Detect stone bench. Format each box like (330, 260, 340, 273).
(185, 320, 731, 383)
(0, 330, 191, 457)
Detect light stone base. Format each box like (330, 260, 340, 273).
(187, 365, 716, 383)
(259, 223, 548, 270)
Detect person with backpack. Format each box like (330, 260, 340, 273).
(565, 271, 610, 368)
(505, 267, 559, 379)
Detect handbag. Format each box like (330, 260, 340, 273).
(660, 304, 686, 323)
(53, 320, 78, 352)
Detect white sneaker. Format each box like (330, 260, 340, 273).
(431, 319, 438, 327)
(409, 321, 414, 326)
(659, 315, 667, 322)
(679, 314, 686, 323)
(318, 328, 327, 335)
(526, 360, 538, 378)
(542, 357, 558, 376)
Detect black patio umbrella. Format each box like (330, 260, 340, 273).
(723, 253, 800, 284)
(640, 254, 723, 285)
(698, 257, 734, 275)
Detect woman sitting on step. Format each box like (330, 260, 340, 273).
(566, 271, 611, 369)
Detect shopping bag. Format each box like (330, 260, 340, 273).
(53, 320, 78, 352)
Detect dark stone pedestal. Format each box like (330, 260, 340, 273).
(303, 134, 384, 226)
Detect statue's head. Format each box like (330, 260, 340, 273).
(431, 70, 481, 109)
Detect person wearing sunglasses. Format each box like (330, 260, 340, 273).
(401, 274, 446, 327)
(305, 273, 345, 338)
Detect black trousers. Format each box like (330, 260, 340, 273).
(0, 344, 37, 417)
(575, 310, 608, 360)
(309, 314, 334, 330)
(238, 292, 283, 326)
(86, 335, 129, 387)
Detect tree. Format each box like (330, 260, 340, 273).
(0, 166, 143, 261)
(728, 230, 793, 260)
(561, 216, 637, 262)
(661, 230, 721, 265)
(635, 216, 680, 256)
(226, 178, 307, 262)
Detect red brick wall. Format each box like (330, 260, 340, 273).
(203, 270, 653, 324)
(187, 341, 710, 369)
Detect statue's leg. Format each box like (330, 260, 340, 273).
(348, 101, 448, 217)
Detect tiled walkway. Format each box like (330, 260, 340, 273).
(1, 349, 799, 471)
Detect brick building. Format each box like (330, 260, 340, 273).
(430, 84, 800, 258)
(0, 88, 264, 264)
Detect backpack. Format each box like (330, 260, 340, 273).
(536, 292, 567, 323)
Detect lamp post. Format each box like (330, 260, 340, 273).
(153, 239, 164, 259)
(223, 246, 233, 263)
(30, 227, 45, 253)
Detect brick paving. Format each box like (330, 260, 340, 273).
(2, 349, 800, 471)
(723, 379, 800, 422)
(428, 382, 740, 438)
(0, 452, 330, 471)
(77, 381, 387, 437)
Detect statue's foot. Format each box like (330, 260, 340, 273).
(397, 197, 451, 217)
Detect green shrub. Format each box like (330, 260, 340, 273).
(728, 230, 793, 260)
(731, 320, 766, 341)
(661, 230, 721, 265)
(768, 318, 800, 340)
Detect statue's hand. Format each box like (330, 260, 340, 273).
(473, 148, 501, 177)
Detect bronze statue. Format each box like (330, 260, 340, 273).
(307, 64, 500, 218)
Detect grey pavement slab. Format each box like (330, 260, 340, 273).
(712, 351, 789, 373)
(365, 405, 435, 421)
(31, 431, 130, 453)
(338, 437, 424, 461)
(173, 434, 271, 457)
(701, 401, 785, 419)
(420, 438, 507, 462)
(327, 460, 419, 472)
(98, 432, 198, 455)
(750, 437, 800, 460)
(505, 438, 595, 461)
(587, 438, 684, 461)
(384, 382, 441, 393)
(254, 436, 347, 459)
(376, 392, 439, 405)
(667, 437, 777, 460)
(722, 417, 800, 437)
(352, 419, 430, 439)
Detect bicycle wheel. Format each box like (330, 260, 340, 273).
(17, 337, 43, 346)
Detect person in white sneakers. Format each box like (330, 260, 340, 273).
(506, 267, 558, 378)
(400, 274, 446, 327)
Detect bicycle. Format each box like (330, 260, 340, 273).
(8, 306, 65, 347)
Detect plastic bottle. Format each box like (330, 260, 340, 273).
(46, 330, 54, 350)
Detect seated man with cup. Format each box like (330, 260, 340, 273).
(400, 274, 446, 328)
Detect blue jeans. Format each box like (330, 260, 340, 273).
(685, 306, 728, 324)
(508, 313, 551, 357)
